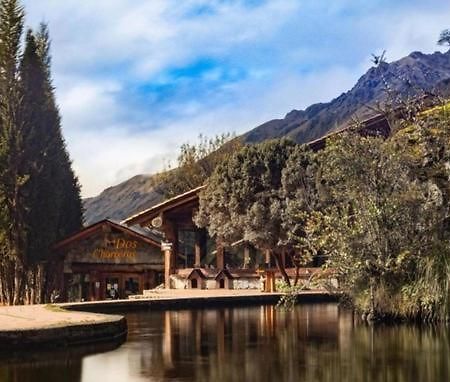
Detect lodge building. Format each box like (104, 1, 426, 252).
(53, 219, 163, 301)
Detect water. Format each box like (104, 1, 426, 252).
(0, 303, 449, 382)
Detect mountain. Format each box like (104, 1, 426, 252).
(83, 174, 165, 225)
(84, 49, 450, 225)
(244, 50, 450, 144)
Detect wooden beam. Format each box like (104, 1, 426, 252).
(162, 242, 174, 289)
(194, 231, 201, 267)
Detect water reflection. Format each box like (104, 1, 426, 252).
(0, 304, 449, 382)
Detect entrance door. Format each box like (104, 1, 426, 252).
(106, 277, 120, 299)
(219, 279, 225, 289)
(124, 277, 139, 297)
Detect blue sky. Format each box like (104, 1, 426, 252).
(22, 0, 450, 197)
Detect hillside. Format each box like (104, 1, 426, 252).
(83, 174, 165, 225)
(244, 50, 450, 143)
(84, 49, 450, 225)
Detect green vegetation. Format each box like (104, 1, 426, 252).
(196, 139, 299, 285)
(160, 133, 242, 198)
(0, 0, 83, 305)
(197, 99, 450, 322)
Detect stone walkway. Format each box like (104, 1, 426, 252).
(0, 304, 121, 331)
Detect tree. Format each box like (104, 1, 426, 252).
(161, 133, 241, 198)
(281, 144, 319, 285)
(308, 130, 439, 319)
(385, 103, 450, 321)
(195, 139, 296, 285)
(19, 26, 83, 302)
(0, 2, 83, 305)
(437, 29, 450, 47)
(0, 0, 26, 305)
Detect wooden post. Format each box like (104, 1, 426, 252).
(244, 244, 250, 269)
(194, 231, 202, 267)
(265, 249, 271, 268)
(216, 240, 224, 269)
(162, 242, 173, 289)
(265, 271, 276, 293)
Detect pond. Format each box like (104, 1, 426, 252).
(0, 303, 449, 382)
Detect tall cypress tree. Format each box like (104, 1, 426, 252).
(20, 25, 83, 302)
(0, 0, 26, 305)
(34, 24, 83, 240)
(0, 1, 83, 304)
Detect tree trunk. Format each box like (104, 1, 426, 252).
(272, 250, 291, 287)
(369, 277, 376, 315)
(0, 267, 4, 305)
(294, 265, 300, 286)
(13, 262, 23, 305)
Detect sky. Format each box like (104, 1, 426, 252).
(22, 0, 450, 198)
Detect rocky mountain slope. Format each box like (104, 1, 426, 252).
(83, 175, 165, 225)
(84, 49, 450, 225)
(244, 50, 450, 144)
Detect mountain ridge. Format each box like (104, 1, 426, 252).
(244, 50, 450, 144)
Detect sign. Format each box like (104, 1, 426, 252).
(93, 248, 137, 259)
(92, 239, 139, 259)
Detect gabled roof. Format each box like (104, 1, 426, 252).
(53, 219, 161, 251)
(307, 113, 391, 151)
(214, 269, 234, 280)
(186, 268, 208, 280)
(122, 185, 205, 227)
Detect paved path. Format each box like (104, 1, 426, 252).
(59, 289, 334, 313)
(0, 304, 121, 331)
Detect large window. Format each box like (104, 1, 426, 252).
(177, 229, 196, 268)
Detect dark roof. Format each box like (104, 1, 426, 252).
(307, 113, 391, 151)
(186, 268, 208, 279)
(53, 219, 161, 250)
(122, 185, 205, 227)
(214, 269, 234, 280)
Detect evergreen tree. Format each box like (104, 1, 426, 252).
(0, 0, 26, 305)
(19, 25, 83, 302)
(34, 24, 83, 241)
(195, 139, 296, 285)
(0, 1, 82, 304)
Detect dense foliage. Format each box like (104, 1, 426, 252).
(0, 0, 83, 305)
(195, 140, 317, 286)
(197, 100, 450, 321)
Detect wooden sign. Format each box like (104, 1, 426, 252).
(93, 239, 139, 259)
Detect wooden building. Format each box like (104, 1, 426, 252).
(53, 219, 163, 301)
(122, 187, 313, 290)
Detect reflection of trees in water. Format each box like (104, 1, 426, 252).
(127, 305, 450, 382)
(0, 360, 82, 382)
(0, 339, 123, 382)
(2, 306, 449, 382)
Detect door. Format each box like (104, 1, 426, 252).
(106, 277, 120, 299)
(124, 277, 140, 297)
